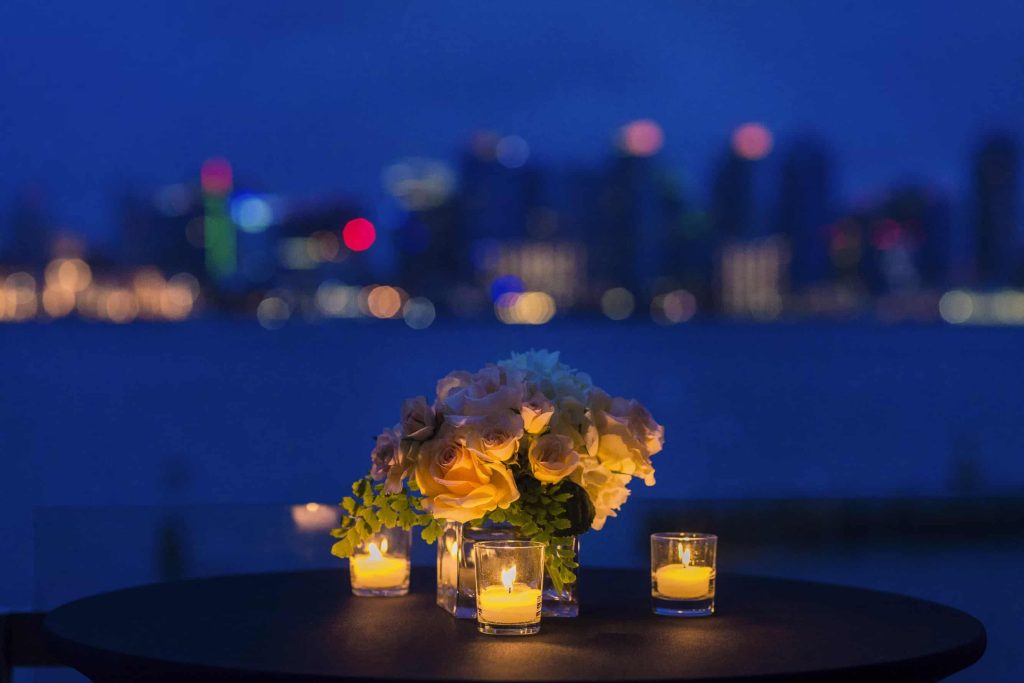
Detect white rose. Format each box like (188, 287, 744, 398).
(437, 365, 524, 417)
(521, 387, 554, 435)
(401, 395, 436, 441)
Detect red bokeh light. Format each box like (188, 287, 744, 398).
(731, 123, 773, 160)
(343, 218, 376, 252)
(200, 157, 233, 195)
(620, 119, 664, 157)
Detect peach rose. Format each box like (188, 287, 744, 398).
(528, 433, 580, 484)
(521, 387, 554, 435)
(450, 411, 525, 463)
(414, 427, 519, 522)
(401, 396, 436, 441)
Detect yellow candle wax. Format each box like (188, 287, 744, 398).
(655, 564, 712, 599)
(351, 542, 408, 589)
(477, 584, 542, 624)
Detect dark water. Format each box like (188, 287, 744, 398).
(3, 321, 1022, 681)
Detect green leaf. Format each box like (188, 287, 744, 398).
(421, 520, 443, 544)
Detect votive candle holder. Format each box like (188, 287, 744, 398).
(650, 532, 716, 617)
(349, 527, 411, 597)
(473, 540, 544, 636)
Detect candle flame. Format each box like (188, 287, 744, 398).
(501, 565, 517, 593)
(446, 538, 458, 558)
(680, 546, 691, 567)
(367, 541, 384, 561)
(381, 538, 389, 554)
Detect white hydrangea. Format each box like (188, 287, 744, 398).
(500, 349, 592, 401)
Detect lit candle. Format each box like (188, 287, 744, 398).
(655, 547, 712, 599)
(351, 539, 408, 589)
(291, 502, 338, 532)
(477, 565, 542, 624)
(441, 537, 459, 588)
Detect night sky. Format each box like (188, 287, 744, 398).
(2, 0, 1023, 244)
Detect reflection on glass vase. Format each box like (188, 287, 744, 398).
(436, 520, 579, 618)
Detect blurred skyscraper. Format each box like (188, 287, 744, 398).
(710, 150, 754, 241)
(4, 186, 51, 266)
(461, 132, 543, 243)
(774, 137, 834, 288)
(973, 134, 1019, 285)
(120, 187, 203, 276)
(598, 151, 672, 295)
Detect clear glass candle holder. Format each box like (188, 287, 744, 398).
(650, 532, 717, 617)
(349, 527, 411, 597)
(473, 540, 544, 636)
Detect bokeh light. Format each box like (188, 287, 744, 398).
(257, 296, 291, 330)
(382, 158, 456, 211)
(42, 286, 75, 318)
(601, 287, 635, 320)
(403, 297, 436, 329)
(200, 157, 233, 195)
(315, 281, 362, 318)
(103, 290, 139, 324)
(291, 502, 339, 532)
(495, 291, 556, 325)
(652, 289, 698, 324)
(366, 285, 403, 319)
(230, 195, 274, 233)
(343, 218, 376, 252)
(45, 258, 91, 292)
(731, 122, 773, 160)
(496, 135, 530, 168)
(939, 290, 973, 324)
(620, 119, 664, 157)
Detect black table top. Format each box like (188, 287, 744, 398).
(44, 567, 985, 683)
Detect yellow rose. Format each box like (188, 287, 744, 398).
(587, 389, 657, 485)
(528, 433, 580, 484)
(414, 427, 519, 523)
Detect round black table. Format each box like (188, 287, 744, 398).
(44, 567, 985, 682)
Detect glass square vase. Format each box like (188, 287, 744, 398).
(436, 520, 579, 618)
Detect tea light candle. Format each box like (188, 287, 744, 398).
(656, 549, 712, 599)
(351, 540, 408, 589)
(651, 532, 717, 617)
(477, 566, 542, 624)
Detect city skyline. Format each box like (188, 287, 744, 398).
(1, 120, 1022, 328)
(3, 0, 1024, 242)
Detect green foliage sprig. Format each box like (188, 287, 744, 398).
(485, 476, 592, 592)
(330, 477, 443, 559)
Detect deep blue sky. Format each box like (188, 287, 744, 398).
(1, 0, 1023, 243)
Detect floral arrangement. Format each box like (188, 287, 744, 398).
(331, 350, 664, 589)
